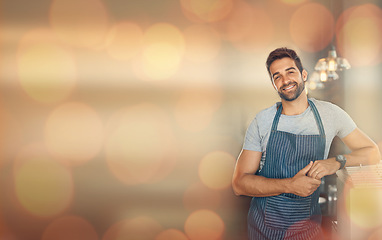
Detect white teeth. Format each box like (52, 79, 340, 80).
(284, 84, 295, 90)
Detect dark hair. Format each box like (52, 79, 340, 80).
(266, 47, 304, 79)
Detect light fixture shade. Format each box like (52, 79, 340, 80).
(309, 69, 339, 81)
(327, 70, 339, 80)
(308, 46, 351, 92)
(307, 69, 339, 90)
(306, 81, 324, 91)
(314, 47, 351, 72)
(307, 71, 325, 90)
(314, 58, 331, 71)
(337, 57, 351, 71)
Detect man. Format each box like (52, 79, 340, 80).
(232, 47, 381, 240)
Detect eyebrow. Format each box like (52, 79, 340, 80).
(272, 67, 297, 79)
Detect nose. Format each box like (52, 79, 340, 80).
(281, 74, 292, 86)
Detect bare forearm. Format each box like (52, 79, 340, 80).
(339, 128, 381, 168)
(345, 144, 381, 167)
(308, 145, 381, 179)
(232, 174, 290, 197)
(233, 161, 321, 197)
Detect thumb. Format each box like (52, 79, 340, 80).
(298, 161, 313, 175)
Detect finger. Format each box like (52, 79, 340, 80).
(311, 160, 319, 168)
(307, 167, 317, 177)
(315, 171, 321, 179)
(313, 169, 320, 179)
(307, 169, 313, 177)
(308, 177, 322, 185)
(299, 161, 313, 175)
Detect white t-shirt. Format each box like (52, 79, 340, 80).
(243, 98, 356, 170)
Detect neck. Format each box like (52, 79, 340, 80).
(281, 94, 309, 115)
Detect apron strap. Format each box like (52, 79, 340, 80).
(271, 103, 283, 131)
(308, 99, 326, 137)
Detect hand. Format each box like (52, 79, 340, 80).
(307, 158, 341, 180)
(288, 161, 322, 197)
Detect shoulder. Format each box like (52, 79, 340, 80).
(309, 98, 345, 114)
(309, 98, 356, 137)
(246, 103, 277, 135)
(255, 103, 278, 122)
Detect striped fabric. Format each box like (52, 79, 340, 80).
(247, 100, 325, 240)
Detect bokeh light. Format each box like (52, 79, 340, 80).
(369, 227, 382, 240)
(184, 209, 225, 240)
(105, 103, 177, 185)
(280, 0, 307, 5)
(344, 172, 382, 229)
(198, 151, 235, 190)
(13, 144, 74, 217)
(50, 0, 109, 49)
(180, 0, 234, 23)
(142, 43, 182, 80)
(106, 22, 144, 61)
(44, 102, 104, 166)
(3, 1, 382, 240)
(213, 1, 273, 52)
(0, 106, 23, 170)
(212, 0, 252, 42)
(174, 87, 222, 132)
(144, 23, 185, 52)
(139, 23, 185, 81)
(183, 24, 221, 63)
(231, 6, 274, 52)
(103, 216, 162, 240)
(290, 3, 334, 52)
(336, 4, 382, 66)
(17, 29, 77, 104)
(42, 215, 98, 240)
(0, 210, 13, 239)
(155, 229, 188, 240)
(183, 182, 221, 211)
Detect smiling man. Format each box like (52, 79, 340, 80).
(232, 47, 381, 240)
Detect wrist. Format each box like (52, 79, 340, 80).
(282, 178, 293, 194)
(335, 154, 347, 170)
(334, 158, 341, 170)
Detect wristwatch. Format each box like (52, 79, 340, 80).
(335, 155, 347, 169)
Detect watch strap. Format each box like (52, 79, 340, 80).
(336, 155, 347, 169)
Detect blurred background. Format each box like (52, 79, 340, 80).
(0, 0, 381, 239)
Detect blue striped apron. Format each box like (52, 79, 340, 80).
(248, 100, 325, 240)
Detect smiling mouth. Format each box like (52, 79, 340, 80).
(283, 83, 296, 91)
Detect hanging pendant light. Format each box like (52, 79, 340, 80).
(308, 46, 351, 90)
(314, 45, 351, 75)
(308, 46, 351, 89)
(307, 0, 351, 90)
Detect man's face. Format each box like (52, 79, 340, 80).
(269, 57, 307, 102)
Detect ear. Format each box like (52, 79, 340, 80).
(302, 69, 308, 82)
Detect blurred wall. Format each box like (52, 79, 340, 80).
(0, 0, 381, 239)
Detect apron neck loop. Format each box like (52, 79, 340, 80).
(271, 100, 326, 138)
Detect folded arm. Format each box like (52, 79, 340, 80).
(307, 127, 381, 179)
(232, 149, 321, 197)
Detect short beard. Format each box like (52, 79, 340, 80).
(278, 80, 305, 101)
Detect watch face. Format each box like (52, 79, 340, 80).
(336, 155, 346, 169)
